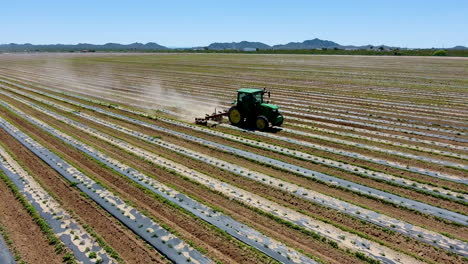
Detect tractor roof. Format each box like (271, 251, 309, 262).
(261, 103, 279, 110)
(237, 88, 263, 94)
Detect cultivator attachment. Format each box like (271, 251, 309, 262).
(195, 108, 228, 125)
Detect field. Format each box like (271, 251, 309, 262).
(0, 53, 466, 264)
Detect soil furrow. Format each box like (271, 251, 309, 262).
(0, 129, 167, 264)
(2, 84, 464, 262)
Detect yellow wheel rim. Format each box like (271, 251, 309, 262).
(229, 109, 241, 124)
(256, 118, 266, 130)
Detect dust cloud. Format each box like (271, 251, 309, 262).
(135, 78, 225, 121)
(17, 55, 225, 122)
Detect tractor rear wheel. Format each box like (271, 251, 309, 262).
(228, 106, 243, 125)
(255, 116, 269, 131)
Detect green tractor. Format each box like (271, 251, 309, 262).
(228, 88, 283, 130)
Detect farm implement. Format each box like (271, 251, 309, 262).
(195, 88, 284, 130)
(195, 108, 227, 125)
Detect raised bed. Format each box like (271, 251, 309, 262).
(2, 94, 466, 258)
(0, 93, 316, 264)
(3, 76, 466, 157)
(0, 145, 115, 264)
(2, 70, 467, 124)
(10, 87, 465, 226)
(0, 116, 211, 264)
(3, 79, 465, 177)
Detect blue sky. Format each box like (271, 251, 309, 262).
(2, 0, 467, 48)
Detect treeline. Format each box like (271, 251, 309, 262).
(162, 48, 468, 57)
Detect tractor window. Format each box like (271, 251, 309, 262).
(254, 93, 263, 103)
(238, 93, 247, 102)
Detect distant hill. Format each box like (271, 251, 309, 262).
(0, 42, 167, 52)
(1, 39, 466, 52)
(206, 38, 400, 51)
(272, 38, 340, 49)
(450, 46, 467, 50)
(207, 41, 271, 50)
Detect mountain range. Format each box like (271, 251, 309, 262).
(206, 39, 436, 51)
(0, 39, 466, 52)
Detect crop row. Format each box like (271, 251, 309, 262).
(1, 65, 466, 120)
(285, 122, 468, 161)
(0, 94, 316, 264)
(2, 74, 466, 157)
(0, 94, 424, 263)
(18, 71, 467, 140)
(8, 80, 465, 198)
(37, 65, 468, 117)
(284, 123, 468, 155)
(2, 79, 465, 184)
(4, 83, 467, 224)
(268, 97, 468, 128)
(282, 107, 466, 134)
(0, 116, 211, 264)
(151, 73, 468, 120)
(134, 62, 465, 109)
(110, 82, 468, 134)
(285, 112, 468, 143)
(52, 83, 468, 161)
(0, 69, 466, 134)
(265, 85, 468, 115)
(3, 82, 468, 210)
(109, 98, 467, 197)
(216, 123, 468, 190)
(82, 71, 467, 150)
(21, 66, 462, 131)
(0, 144, 116, 264)
(138, 84, 467, 132)
(159, 81, 467, 126)
(19, 74, 468, 157)
(0, 99, 427, 264)
(2, 88, 467, 258)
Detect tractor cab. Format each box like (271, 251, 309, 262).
(228, 88, 284, 130)
(237, 88, 264, 113)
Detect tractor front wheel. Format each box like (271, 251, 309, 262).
(228, 106, 243, 125)
(255, 116, 269, 131)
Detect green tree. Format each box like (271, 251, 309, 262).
(432, 50, 447, 56)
